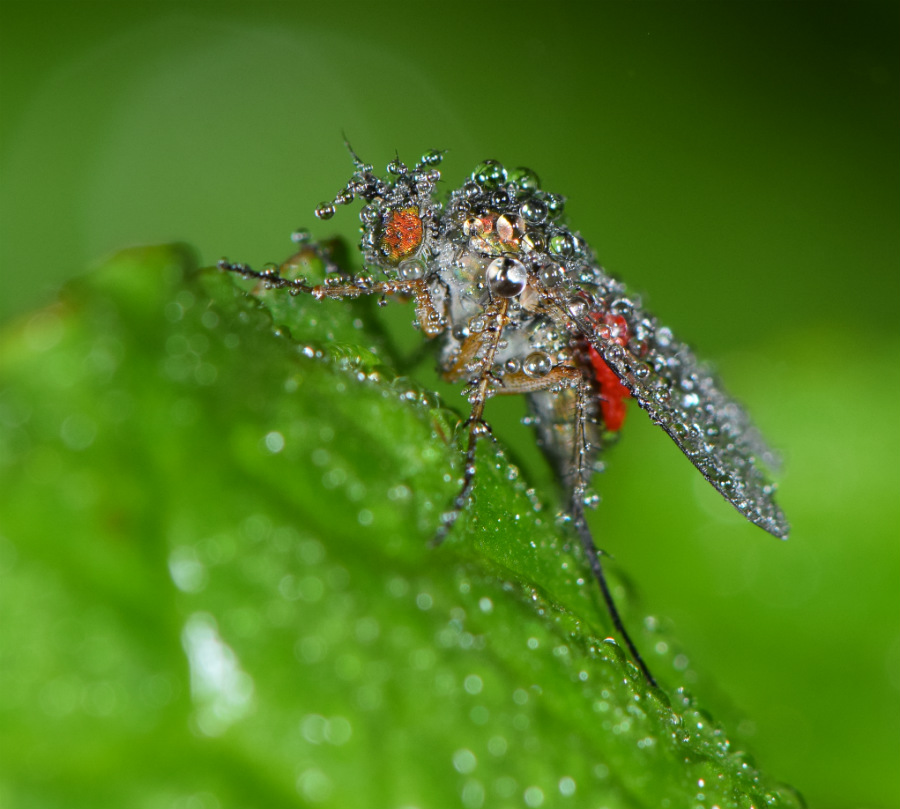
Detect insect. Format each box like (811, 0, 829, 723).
(219, 147, 789, 686)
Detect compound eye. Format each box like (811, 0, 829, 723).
(379, 206, 424, 264)
(485, 256, 528, 298)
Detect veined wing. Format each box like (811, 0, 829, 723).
(559, 285, 789, 539)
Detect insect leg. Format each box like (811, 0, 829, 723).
(217, 260, 441, 310)
(433, 299, 510, 546)
(569, 379, 658, 687)
(217, 259, 313, 294)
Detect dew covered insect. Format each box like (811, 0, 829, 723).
(219, 147, 788, 686)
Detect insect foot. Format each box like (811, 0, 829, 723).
(220, 148, 789, 687)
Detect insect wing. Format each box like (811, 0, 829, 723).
(568, 296, 789, 540)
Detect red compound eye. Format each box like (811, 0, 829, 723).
(379, 207, 424, 264)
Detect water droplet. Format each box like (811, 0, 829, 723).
(387, 157, 407, 175)
(509, 166, 540, 191)
(524, 785, 545, 807)
(181, 613, 254, 737)
(549, 233, 573, 256)
(523, 351, 553, 378)
(301, 713, 328, 744)
(421, 149, 443, 167)
(464, 674, 483, 694)
(468, 315, 486, 333)
(487, 735, 508, 756)
(486, 256, 527, 297)
(296, 768, 333, 802)
(491, 189, 510, 208)
(519, 198, 548, 224)
(264, 431, 285, 453)
(461, 779, 485, 808)
(168, 547, 207, 593)
(545, 193, 565, 218)
(535, 261, 563, 288)
(398, 258, 425, 280)
(452, 748, 478, 774)
(522, 231, 546, 252)
(558, 776, 576, 797)
(315, 203, 335, 220)
(472, 159, 507, 189)
(325, 715, 352, 745)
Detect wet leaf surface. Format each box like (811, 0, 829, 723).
(0, 245, 805, 808)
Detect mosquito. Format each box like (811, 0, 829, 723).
(219, 148, 788, 687)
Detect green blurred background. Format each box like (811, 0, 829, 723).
(1, 2, 898, 807)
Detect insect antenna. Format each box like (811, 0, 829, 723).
(341, 132, 368, 173)
(570, 498, 658, 687)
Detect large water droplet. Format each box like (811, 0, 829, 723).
(486, 256, 527, 297)
(398, 258, 425, 280)
(509, 166, 540, 191)
(520, 198, 548, 224)
(472, 159, 507, 189)
(523, 352, 553, 378)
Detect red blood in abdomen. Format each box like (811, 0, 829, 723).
(588, 345, 630, 432)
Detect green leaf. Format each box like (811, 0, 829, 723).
(0, 245, 804, 808)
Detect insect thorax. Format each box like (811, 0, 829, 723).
(316, 155, 630, 491)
